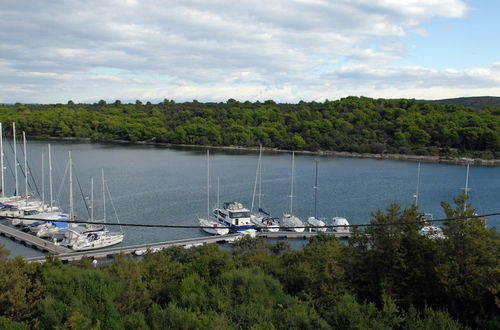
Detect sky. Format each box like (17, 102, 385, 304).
(1, 0, 499, 104)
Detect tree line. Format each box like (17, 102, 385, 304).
(0, 194, 498, 329)
(0, 97, 499, 159)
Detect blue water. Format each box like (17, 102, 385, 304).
(1, 140, 499, 257)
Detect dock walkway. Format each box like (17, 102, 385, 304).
(2, 221, 353, 263)
(0, 223, 71, 254)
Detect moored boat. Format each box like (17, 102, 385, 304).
(199, 217, 229, 235)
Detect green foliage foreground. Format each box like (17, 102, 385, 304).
(0, 195, 498, 329)
(1, 97, 499, 158)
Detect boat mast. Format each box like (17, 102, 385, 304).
(251, 146, 262, 213)
(289, 152, 295, 214)
(90, 176, 94, 221)
(414, 162, 421, 207)
(217, 176, 220, 210)
(13, 123, 18, 197)
(102, 168, 106, 222)
(313, 159, 318, 219)
(23, 132, 28, 204)
(206, 150, 210, 220)
(69, 151, 74, 223)
(0, 123, 4, 198)
(258, 146, 262, 210)
(48, 144, 53, 210)
(41, 152, 45, 210)
(463, 162, 470, 212)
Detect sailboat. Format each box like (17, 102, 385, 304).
(281, 152, 304, 232)
(306, 159, 327, 232)
(0, 123, 27, 212)
(414, 162, 445, 239)
(250, 146, 279, 232)
(198, 150, 229, 235)
(62, 153, 125, 250)
(32, 144, 70, 239)
(8, 129, 50, 224)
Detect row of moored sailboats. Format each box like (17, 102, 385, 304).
(0, 123, 124, 251)
(199, 148, 351, 236)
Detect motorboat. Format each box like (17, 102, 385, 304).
(213, 201, 256, 232)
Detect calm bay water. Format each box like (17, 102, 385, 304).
(1, 140, 499, 257)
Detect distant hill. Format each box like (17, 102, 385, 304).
(425, 96, 500, 109)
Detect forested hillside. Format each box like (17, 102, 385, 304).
(426, 96, 500, 110)
(0, 195, 498, 329)
(1, 97, 499, 159)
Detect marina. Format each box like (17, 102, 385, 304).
(0, 139, 498, 258)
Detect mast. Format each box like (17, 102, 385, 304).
(414, 162, 421, 207)
(69, 151, 74, 223)
(206, 149, 210, 220)
(13, 123, 18, 197)
(90, 176, 94, 221)
(289, 152, 295, 214)
(258, 146, 262, 210)
(0, 123, 4, 198)
(48, 144, 53, 210)
(251, 146, 261, 213)
(102, 168, 106, 222)
(23, 131, 28, 204)
(217, 176, 220, 210)
(463, 162, 470, 212)
(313, 159, 318, 219)
(41, 152, 45, 210)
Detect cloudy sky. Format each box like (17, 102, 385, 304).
(1, 0, 499, 103)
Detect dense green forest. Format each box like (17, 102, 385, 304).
(0, 97, 499, 159)
(0, 195, 498, 329)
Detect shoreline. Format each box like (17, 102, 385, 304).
(45, 136, 500, 166)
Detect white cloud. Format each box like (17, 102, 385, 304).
(0, 0, 492, 104)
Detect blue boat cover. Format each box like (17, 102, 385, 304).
(53, 219, 69, 228)
(259, 208, 271, 216)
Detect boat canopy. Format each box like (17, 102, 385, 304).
(258, 208, 271, 216)
(0, 203, 14, 208)
(53, 219, 69, 228)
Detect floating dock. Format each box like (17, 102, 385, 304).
(1, 221, 352, 263)
(0, 223, 71, 254)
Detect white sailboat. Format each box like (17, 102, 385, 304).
(414, 162, 445, 239)
(8, 130, 49, 224)
(250, 146, 279, 232)
(282, 152, 304, 232)
(199, 150, 229, 235)
(0, 123, 29, 209)
(306, 160, 327, 232)
(63, 154, 124, 250)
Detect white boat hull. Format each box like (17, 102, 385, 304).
(250, 215, 280, 232)
(199, 217, 229, 235)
